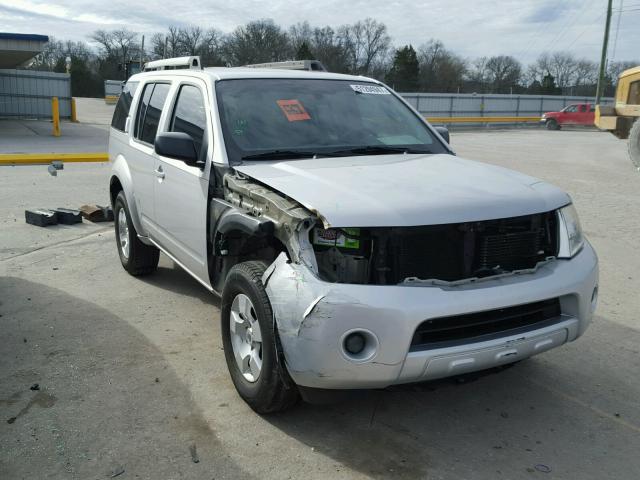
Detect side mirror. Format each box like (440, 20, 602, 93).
(434, 126, 450, 144)
(155, 132, 199, 166)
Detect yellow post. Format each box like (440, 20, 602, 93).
(51, 97, 61, 137)
(70, 98, 78, 123)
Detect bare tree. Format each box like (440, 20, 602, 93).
(534, 52, 577, 89)
(199, 28, 224, 66)
(484, 55, 522, 93)
(288, 21, 313, 53)
(574, 59, 598, 87)
(222, 19, 290, 66)
(468, 57, 489, 86)
(149, 33, 166, 60)
(309, 26, 351, 73)
(417, 40, 466, 92)
(179, 26, 203, 56)
(90, 28, 138, 66)
(608, 60, 639, 85)
(339, 18, 390, 75)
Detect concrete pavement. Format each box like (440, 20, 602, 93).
(1, 129, 640, 479)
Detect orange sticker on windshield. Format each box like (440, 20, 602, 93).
(277, 99, 311, 122)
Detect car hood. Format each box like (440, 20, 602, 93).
(235, 154, 570, 227)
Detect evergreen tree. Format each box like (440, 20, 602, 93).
(541, 73, 560, 95)
(385, 45, 419, 92)
(295, 41, 314, 60)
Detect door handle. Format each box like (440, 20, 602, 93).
(154, 166, 165, 179)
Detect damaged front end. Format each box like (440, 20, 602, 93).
(223, 172, 597, 390)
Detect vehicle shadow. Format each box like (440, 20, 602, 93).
(138, 259, 220, 307)
(266, 318, 640, 480)
(0, 277, 243, 479)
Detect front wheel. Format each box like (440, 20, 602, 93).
(221, 261, 298, 413)
(546, 119, 560, 130)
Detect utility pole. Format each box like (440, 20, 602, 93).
(595, 0, 613, 105)
(140, 35, 145, 72)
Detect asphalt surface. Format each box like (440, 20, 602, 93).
(1, 126, 640, 479)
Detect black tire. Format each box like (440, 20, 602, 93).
(113, 191, 159, 276)
(628, 119, 640, 170)
(546, 119, 560, 130)
(221, 261, 298, 413)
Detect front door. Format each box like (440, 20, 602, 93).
(153, 80, 211, 287)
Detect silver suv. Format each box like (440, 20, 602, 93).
(108, 57, 599, 413)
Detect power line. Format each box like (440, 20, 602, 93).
(565, 10, 605, 50)
(538, 0, 597, 54)
(517, 2, 573, 59)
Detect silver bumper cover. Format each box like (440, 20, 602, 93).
(264, 242, 598, 389)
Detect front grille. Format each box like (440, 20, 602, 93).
(410, 298, 562, 350)
(311, 210, 559, 285)
(388, 211, 558, 283)
(478, 230, 542, 272)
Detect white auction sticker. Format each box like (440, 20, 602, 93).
(350, 84, 390, 95)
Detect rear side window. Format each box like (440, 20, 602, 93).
(135, 83, 171, 145)
(111, 81, 138, 131)
(169, 85, 208, 158)
(579, 105, 587, 112)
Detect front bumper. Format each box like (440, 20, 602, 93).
(264, 242, 598, 389)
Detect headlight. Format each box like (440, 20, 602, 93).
(541, 114, 546, 119)
(558, 204, 584, 258)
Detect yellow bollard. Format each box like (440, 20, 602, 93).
(70, 98, 78, 123)
(52, 97, 61, 137)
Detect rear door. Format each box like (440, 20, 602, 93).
(129, 81, 172, 231)
(577, 104, 594, 125)
(152, 79, 212, 287)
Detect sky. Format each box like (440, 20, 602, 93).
(0, 0, 638, 64)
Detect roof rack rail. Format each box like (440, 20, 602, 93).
(144, 56, 202, 72)
(243, 60, 327, 72)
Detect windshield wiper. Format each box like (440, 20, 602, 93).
(241, 150, 325, 161)
(327, 145, 433, 156)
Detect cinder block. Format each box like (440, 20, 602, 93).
(54, 208, 83, 224)
(25, 209, 58, 227)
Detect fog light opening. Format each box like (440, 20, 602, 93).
(340, 329, 379, 363)
(344, 332, 365, 355)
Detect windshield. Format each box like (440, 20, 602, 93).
(215, 78, 447, 162)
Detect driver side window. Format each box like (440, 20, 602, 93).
(169, 85, 208, 161)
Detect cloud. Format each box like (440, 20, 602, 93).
(0, 0, 638, 64)
(525, 1, 573, 24)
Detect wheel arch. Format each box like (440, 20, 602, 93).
(208, 199, 290, 292)
(110, 155, 145, 236)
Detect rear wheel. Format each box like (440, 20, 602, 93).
(221, 261, 298, 413)
(628, 119, 640, 170)
(114, 191, 159, 276)
(546, 119, 560, 130)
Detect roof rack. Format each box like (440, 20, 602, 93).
(243, 60, 327, 72)
(144, 56, 202, 72)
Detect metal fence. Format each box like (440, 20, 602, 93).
(104, 80, 122, 104)
(399, 92, 613, 118)
(0, 69, 71, 119)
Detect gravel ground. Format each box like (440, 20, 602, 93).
(1, 128, 639, 480)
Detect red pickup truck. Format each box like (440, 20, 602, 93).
(541, 103, 595, 130)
